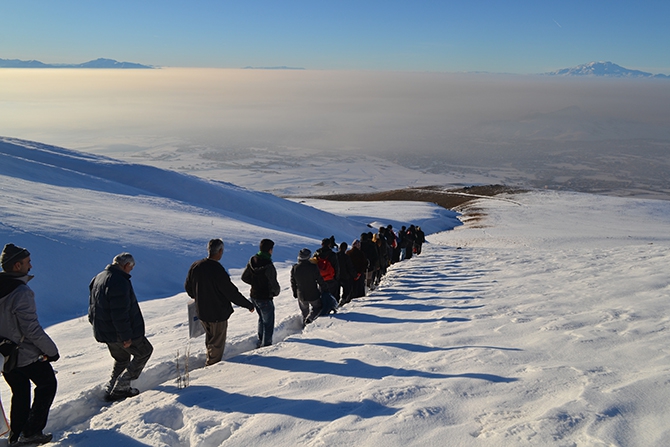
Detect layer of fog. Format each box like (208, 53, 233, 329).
(2, 68, 669, 198)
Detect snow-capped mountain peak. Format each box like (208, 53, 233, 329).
(544, 61, 669, 78)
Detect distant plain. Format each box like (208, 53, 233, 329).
(2, 68, 669, 199)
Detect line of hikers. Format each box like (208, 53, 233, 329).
(301, 223, 427, 313)
(0, 224, 424, 445)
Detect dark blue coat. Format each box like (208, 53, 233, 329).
(89, 264, 145, 343)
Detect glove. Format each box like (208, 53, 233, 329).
(45, 353, 60, 362)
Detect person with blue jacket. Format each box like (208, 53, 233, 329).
(89, 253, 153, 402)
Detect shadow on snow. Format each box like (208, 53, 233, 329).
(160, 385, 397, 421)
(332, 312, 470, 324)
(228, 355, 518, 383)
(292, 338, 523, 354)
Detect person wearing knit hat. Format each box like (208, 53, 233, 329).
(0, 244, 59, 445)
(290, 248, 327, 326)
(297, 248, 312, 261)
(0, 243, 31, 272)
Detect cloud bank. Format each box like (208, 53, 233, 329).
(2, 68, 669, 196)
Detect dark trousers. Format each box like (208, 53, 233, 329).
(325, 279, 339, 298)
(251, 298, 275, 347)
(351, 275, 366, 298)
(298, 298, 323, 325)
(339, 278, 353, 304)
(106, 336, 153, 393)
(3, 360, 57, 442)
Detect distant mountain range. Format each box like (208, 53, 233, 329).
(544, 61, 669, 79)
(242, 66, 305, 70)
(0, 57, 153, 69)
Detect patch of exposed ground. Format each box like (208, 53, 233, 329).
(296, 184, 525, 229)
(304, 184, 524, 211)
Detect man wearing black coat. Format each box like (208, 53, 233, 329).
(185, 239, 254, 366)
(360, 233, 379, 291)
(89, 252, 153, 402)
(241, 239, 280, 348)
(346, 240, 368, 299)
(290, 248, 327, 326)
(336, 241, 356, 305)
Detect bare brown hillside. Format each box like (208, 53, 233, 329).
(306, 184, 522, 210)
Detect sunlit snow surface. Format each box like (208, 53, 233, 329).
(1, 138, 669, 446)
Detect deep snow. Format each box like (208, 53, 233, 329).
(1, 138, 669, 446)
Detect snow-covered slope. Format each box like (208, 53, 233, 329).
(1, 137, 459, 323)
(2, 137, 669, 446)
(10, 189, 667, 447)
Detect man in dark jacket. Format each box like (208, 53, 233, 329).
(241, 239, 280, 348)
(89, 252, 153, 402)
(314, 238, 340, 298)
(0, 244, 59, 446)
(360, 233, 379, 291)
(404, 225, 417, 260)
(290, 248, 327, 326)
(336, 241, 356, 305)
(185, 239, 254, 366)
(346, 240, 368, 299)
(414, 226, 426, 255)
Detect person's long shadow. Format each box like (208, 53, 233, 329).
(56, 429, 151, 447)
(159, 385, 397, 421)
(363, 302, 484, 312)
(332, 312, 470, 324)
(229, 354, 517, 383)
(292, 338, 523, 354)
(367, 291, 483, 301)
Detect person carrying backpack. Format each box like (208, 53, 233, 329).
(242, 239, 281, 348)
(314, 238, 340, 298)
(291, 249, 328, 326)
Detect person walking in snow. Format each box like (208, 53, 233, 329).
(241, 239, 281, 348)
(386, 225, 398, 264)
(403, 225, 417, 260)
(314, 238, 340, 298)
(185, 239, 255, 366)
(414, 226, 426, 255)
(359, 232, 379, 291)
(346, 240, 368, 299)
(290, 249, 327, 326)
(336, 241, 356, 305)
(396, 226, 406, 262)
(0, 244, 59, 446)
(89, 252, 153, 402)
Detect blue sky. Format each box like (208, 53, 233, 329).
(1, 1, 669, 73)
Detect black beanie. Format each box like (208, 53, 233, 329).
(1, 244, 30, 270)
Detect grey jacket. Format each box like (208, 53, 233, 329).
(0, 272, 59, 369)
